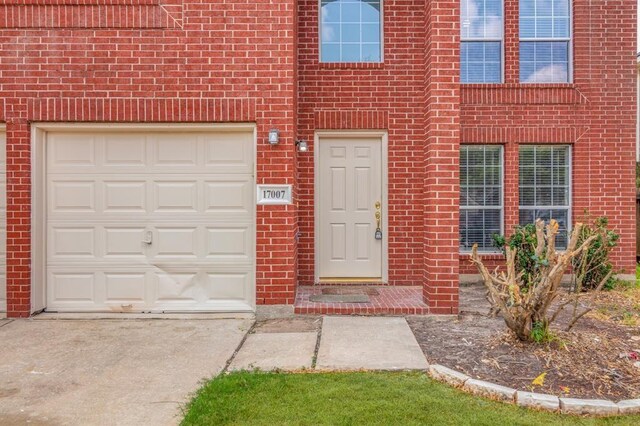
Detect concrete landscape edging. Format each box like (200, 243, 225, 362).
(428, 364, 640, 417)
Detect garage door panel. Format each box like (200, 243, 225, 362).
(104, 273, 147, 303)
(206, 227, 252, 259)
(49, 273, 95, 302)
(48, 133, 97, 168)
(204, 132, 253, 174)
(153, 181, 198, 213)
(103, 134, 147, 166)
(154, 272, 200, 302)
(49, 227, 96, 258)
(49, 180, 96, 213)
(104, 227, 147, 257)
(45, 129, 255, 313)
(152, 227, 199, 258)
(104, 181, 147, 213)
(207, 272, 251, 300)
(205, 178, 253, 214)
(152, 134, 199, 167)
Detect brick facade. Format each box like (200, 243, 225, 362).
(0, 0, 636, 317)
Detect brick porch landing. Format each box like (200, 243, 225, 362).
(294, 286, 429, 315)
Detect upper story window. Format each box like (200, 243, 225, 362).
(320, 0, 382, 63)
(520, 0, 571, 83)
(460, 0, 503, 83)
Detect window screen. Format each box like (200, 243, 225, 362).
(460, 145, 503, 251)
(320, 0, 382, 63)
(519, 145, 571, 248)
(460, 0, 503, 83)
(519, 0, 571, 83)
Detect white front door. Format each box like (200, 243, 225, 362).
(317, 137, 383, 279)
(43, 127, 255, 312)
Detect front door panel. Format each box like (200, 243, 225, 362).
(318, 137, 383, 279)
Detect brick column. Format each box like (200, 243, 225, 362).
(5, 117, 31, 318)
(254, 0, 299, 305)
(503, 0, 519, 84)
(423, 1, 461, 314)
(503, 140, 519, 237)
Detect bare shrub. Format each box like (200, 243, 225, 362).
(470, 219, 598, 342)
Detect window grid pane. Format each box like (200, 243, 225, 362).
(460, 145, 503, 251)
(460, 0, 503, 83)
(520, 41, 569, 83)
(519, 0, 570, 83)
(519, 145, 570, 249)
(461, 41, 502, 83)
(320, 0, 382, 63)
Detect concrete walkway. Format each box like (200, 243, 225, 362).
(316, 316, 428, 370)
(230, 316, 428, 372)
(0, 319, 251, 426)
(229, 332, 317, 371)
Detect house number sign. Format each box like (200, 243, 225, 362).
(256, 184, 293, 205)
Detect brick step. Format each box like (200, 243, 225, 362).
(294, 285, 429, 315)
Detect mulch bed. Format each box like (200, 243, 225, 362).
(408, 283, 640, 400)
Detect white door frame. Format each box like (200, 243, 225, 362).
(314, 130, 388, 283)
(31, 123, 257, 314)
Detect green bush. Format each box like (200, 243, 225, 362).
(492, 223, 546, 290)
(492, 215, 618, 292)
(572, 216, 619, 291)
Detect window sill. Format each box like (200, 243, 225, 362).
(461, 83, 575, 89)
(459, 252, 504, 260)
(461, 83, 585, 105)
(319, 62, 385, 70)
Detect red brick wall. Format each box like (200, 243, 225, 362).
(0, 0, 298, 317)
(460, 0, 637, 276)
(0, 0, 635, 316)
(297, 0, 427, 288)
(299, 0, 636, 311)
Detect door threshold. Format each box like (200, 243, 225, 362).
(318, 278, 385, 284)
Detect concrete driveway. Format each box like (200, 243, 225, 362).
(0, 318, 252, 426)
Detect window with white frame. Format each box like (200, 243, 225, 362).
(320, 0, 382, 63)
(460, 0, 503, 83)
(519, 0, 571, 83)
(519, 145, 571, 248)
(460, 145, 503, 251)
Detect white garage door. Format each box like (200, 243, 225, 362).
(0, 130, 5, 313)
(45, 128, 255, 312)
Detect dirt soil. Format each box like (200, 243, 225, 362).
(408, 283, 640, 400)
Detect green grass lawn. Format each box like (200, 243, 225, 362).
(182, 372, 640, 426)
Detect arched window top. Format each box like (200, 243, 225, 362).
(320, 0, 382, 63)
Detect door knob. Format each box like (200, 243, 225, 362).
(142, 230, 153, 245)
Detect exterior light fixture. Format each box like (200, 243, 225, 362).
(268, 129, 280, 145)
(296, 140, 308, 153)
